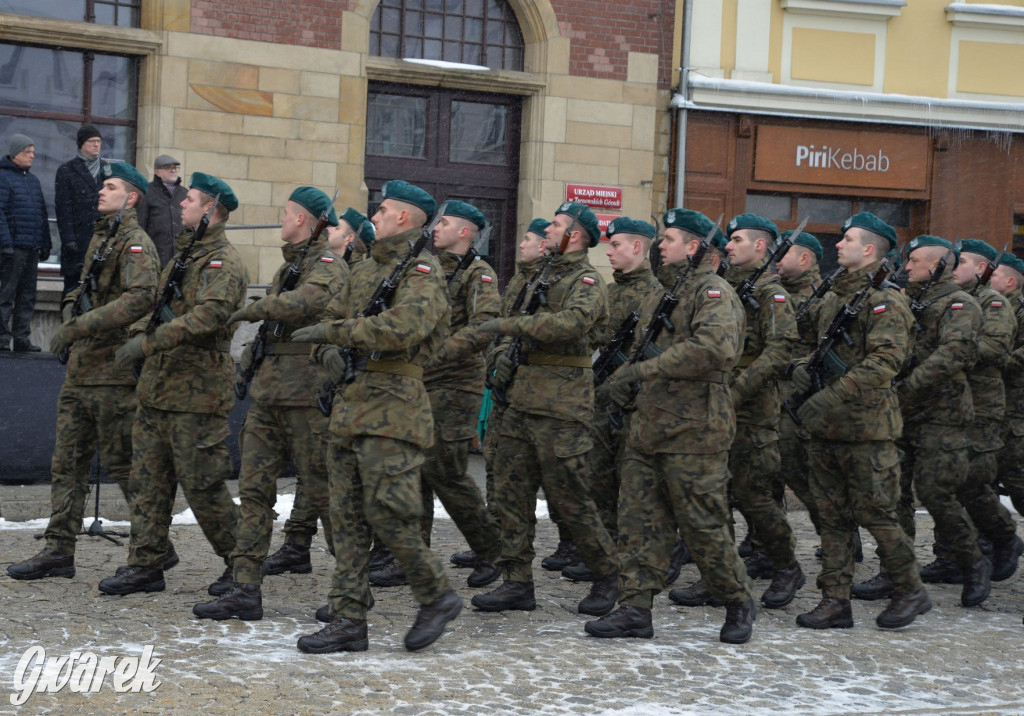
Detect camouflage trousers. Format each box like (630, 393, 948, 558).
(492, 408, 618, 582)
(326, 435, 450, 620)
(996, 420, 1024, 515)
(729, 423, 797, 569)
(778, 410, 822, 533)
(482, 403, 538, 550)
(231, 403, 333, 585)
(44, 383, 137, 555)
(806, 440, 922, 599)
(585, 394, 626, 537)
(127, 405, 238, 569)
(898, 424, 981, 568)
(279, 479, 326, 550)
(618, 448, 752, 608)
(419, 388, 500, 559)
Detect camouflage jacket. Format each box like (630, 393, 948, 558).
(424, 250, 501, 394)
(249, 237, 349, 407)
(780, 266, 822, 354)
(1002, 287, 1024, 420)
(626, 260, 744, 455)
(320, 227, 450, 449)
(725, 259, 798, 428)
(604, 262, 660, 344)
(900, 275, 979, 428)
(964, 279, 1014, 424)
(799, 262, 912, 442)
(63, 209, 160, 386)
(504, 249, 608, 423)
(135, 222, 249, 416)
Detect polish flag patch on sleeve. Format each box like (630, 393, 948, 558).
(320, 256, 334, 263)
(707, 289, 722, 298)
(773, 294, 786, 303)
(873, 304, 887, 314)
(991, 300, 1003, 309)
(481, 274, 493, 283)
(582, 276, 595, 285)
(208, 260, 223, 269)
(951, 302, 964, 310)
(129, 245, 143, 253)
(415, 263, 431, 274)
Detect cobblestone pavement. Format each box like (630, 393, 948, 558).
(1, 461, 1023, 715)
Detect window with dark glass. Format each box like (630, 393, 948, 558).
(371, 0, 524, 71)
(0, 0, 140, 26)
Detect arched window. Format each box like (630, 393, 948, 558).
(370, 0, 524, 71)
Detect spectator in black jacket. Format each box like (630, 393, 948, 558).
(0, 133, 51, 352)
(136, 154, 186, 267)
(55, 124, 102, 293)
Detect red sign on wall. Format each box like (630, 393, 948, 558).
(566, 184, 623, 210)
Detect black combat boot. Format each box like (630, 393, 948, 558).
(450, 549, 479, 568)
(163, 541, 180, 571)
(466, 560, 501, 589)
(193, 583, 263, 621)
(561, 563, 596, 582)
(668, 579, 727, 607)
(578, 573, 619, 616)
(368, 543, 393, 572)
(584, 605, 654, 639)
(98, 566, 165, 595)
(876, 588, 931, 629)
(720, 596, 756, 644)
(262, 544, 312, 575)
(795, 597, 853, 629)
(744, 552, 774, 580)
(919, 558, 962, 584)
(665, 539, 692, 586)
(541, 540, 579, 571)
(7, 549, 75, 580)
(991, 535, 1024, 582)
(370, 559, 408, 587)
(297, 618, 369, 653)
(761, 563, 806, 609)
(471, 581, 536, 612)
(737, 531, 754, 558)
(961, 557, 992, 607)
(404, 589, 463, 651)
(851, 571, 893, 601)
(207, 565, 234, 596)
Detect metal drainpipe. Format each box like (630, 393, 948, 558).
(674, 0, 693, 207)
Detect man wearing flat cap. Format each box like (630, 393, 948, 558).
(471, 200, 621, 622)
(192, 186, 348, 621)
(136, 154, 187, 267)
(55, 124, 103, 294)
(7, 162, 161, 582)
(99, 171, 249, 599)
(291, 179, 461, 654)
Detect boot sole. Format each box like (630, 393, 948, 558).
(719, 629, 752, 645)
(761, 572, 807, 609)
(193, 608, 264, 621)
(467, 571, 502, 589)
(470, 599, 536, 612)
(405, 599, 463, 652)
(263, 563, 313, 576)
(584, 624, 654, 639)
(795, 616, 853, 629)
(876, 598, 932, 629)
(7, 566, 75, 580)
(992, 541, 1024, 582)
(99, 580, 166, 595)
(297, 637, 369, 654)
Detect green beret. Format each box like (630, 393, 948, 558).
(663, 208, 713, 237)
(998, 252, 1024, 276)
(606, 217, 656, 240)
(726, 213, 778, 240)
(189, 172, 238, 212)
(340, 207, 374, 245)
(102, 161, 148, 195)
(842, 212, 897, 248)
(959, 239, 997, 263)
(443, 200, 486, 230)
(555, 201, 601, 248)
(289, 186, 339, 227)
(908, 234, 959, 268)
(382, 179, 436, 219)
(527, 218, 551, 236)
(710, 228, 728, 254)
(782, 230, 822, 261)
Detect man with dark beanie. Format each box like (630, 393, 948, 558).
(55, 124, 103, 294)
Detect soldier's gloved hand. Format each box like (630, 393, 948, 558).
(493, 351, 515, 386)
(478, 318, 521, 338)
(796, 386, 840, 427)
(114, 333, 146, 368)
(49, 323, 76, 355)
(291, 323, 328, 343)
(320, 346, 348, 383)
(240, 342, 256, 373)
(61, 302, 75, 324)
(229, 304, 255, 325)
(730, 387, 743, 408)
(607, 363, 643, 407)
(790, 364, 812, 394)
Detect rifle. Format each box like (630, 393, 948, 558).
(607, 214, 723, 430)
(784, 259, 893, 425)
(57, 195, 131, 364)
(908, 246, 953, 332)
(794, 267, 844, 324)
(734, 217, 808, 311)
(649, 213, 663, 275)
(489, 205, 583, 406)
(592, 310, 640, 387)
(315, 203, 448, 416)
(444, 223, 491, 288)
(977, 242, 1010, 287)
(716, 257, 731, 277)
(234, 188, 340, 400)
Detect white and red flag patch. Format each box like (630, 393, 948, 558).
(582, 276, 595, 285)
(415, 263, 431, 273)
(320, 256, 334, 263)
(951, 302, 964, 310)
(481, 274, 493, 283)
(873, 304, 887, 314)
(707, 289, 722, 298)
(129, 245, 143, 253)
(209, 260, 223, 269)
(773, 294, 786, 303)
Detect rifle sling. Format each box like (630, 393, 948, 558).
(262, 341, 318, 356)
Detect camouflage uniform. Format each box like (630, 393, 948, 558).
(618, 260, 752, 607)
(320, 227, 452, 619)
(419, 250, 501, 554)
(996, 289, 1024, 513)
(230, 238, 348, 585)
(588, 262, 660, 535)
(45, 210, 159, 554)
(778, 265, 823, 531)
(897, 275, 982, 569)
(724, 260, 798, 569)
(492, 249, 618, 582)
(800, 263, 922, 599)
(127, 222, 248, 569)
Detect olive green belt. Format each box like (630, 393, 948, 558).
(736, 355, 756, 368)
(263, 341, 316, 356)
(693, 370, 729, 384)
(364, 358, 423, 380)
(525, 352, 592, 368)
(190, 338, 232, 352)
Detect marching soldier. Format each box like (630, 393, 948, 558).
(991, 255, 1024, 540)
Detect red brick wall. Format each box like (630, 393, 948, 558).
(191, 0, 352, 49)
(552, 0, 675, 88)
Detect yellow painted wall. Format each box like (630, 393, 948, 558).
(958, 41, 1024, 95)
(883, 0, 950, 97)
(720, 0, 737, 77)
(791, 28, 874, 85)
